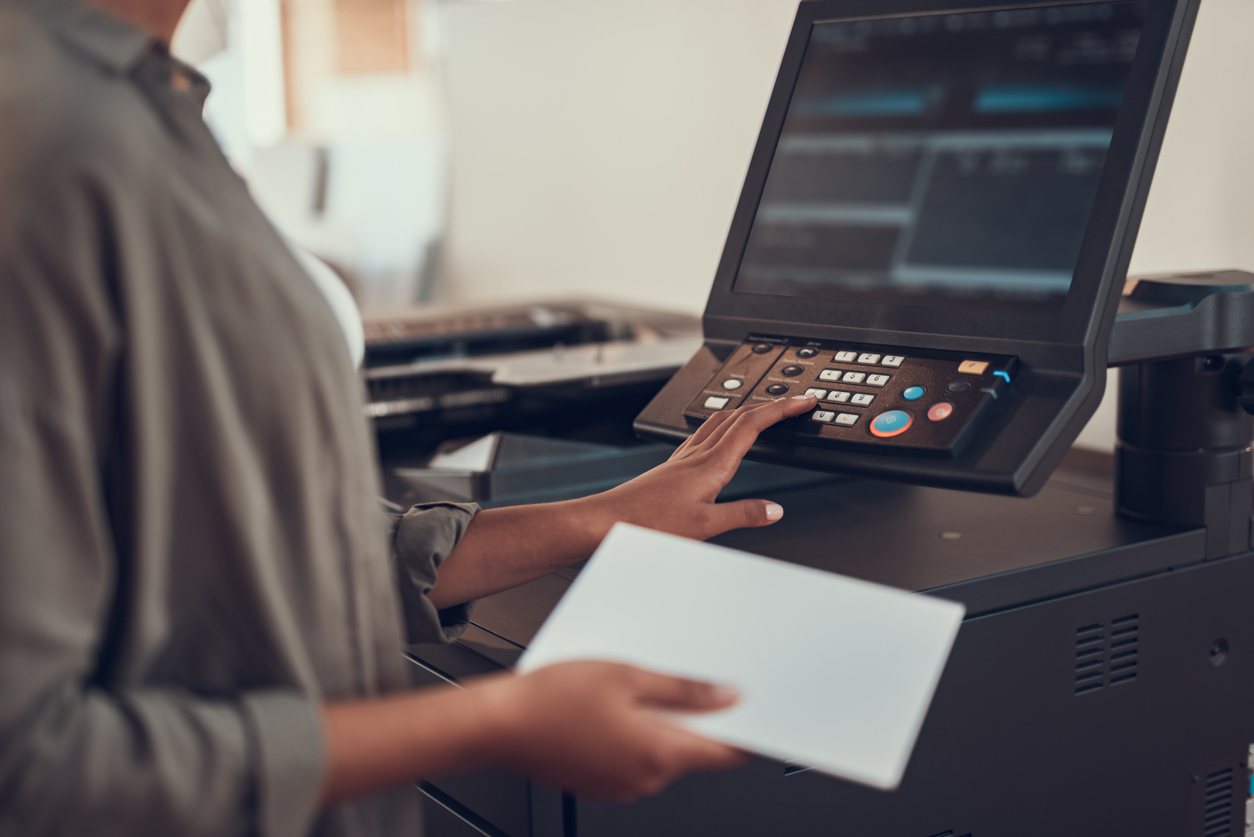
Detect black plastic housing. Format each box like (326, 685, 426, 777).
(635, 0, 1201, 496)
(1109, 271, 1254, 558)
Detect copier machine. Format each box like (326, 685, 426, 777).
(403, 0, 1254, 834)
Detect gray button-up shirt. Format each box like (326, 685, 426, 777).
(0, 2, 475, 835)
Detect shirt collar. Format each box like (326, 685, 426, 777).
(20, 0, 154, 75)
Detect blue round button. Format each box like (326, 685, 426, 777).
(902, 385, 926, 401)
(870, 410, 913, 438)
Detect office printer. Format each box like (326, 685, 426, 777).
(405, 1, 1254, 836)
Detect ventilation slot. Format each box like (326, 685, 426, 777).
(1109, 614, 1139, 685)
(1074, 614, 1139, 695)
(1075, 623, 1105, 695)
(1202, 767, 1234, 837)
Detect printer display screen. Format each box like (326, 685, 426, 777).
(732, 1, 1149, 312)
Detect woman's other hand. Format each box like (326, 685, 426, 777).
(584, 394, 818, 540)
(478, 661, 747, 801)
(424, 394, 817, 610)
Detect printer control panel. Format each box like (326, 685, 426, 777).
(683, 338, 1017, 456)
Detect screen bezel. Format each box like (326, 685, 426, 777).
(704, 0, 1185, 351)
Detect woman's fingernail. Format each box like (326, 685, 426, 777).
(765, 502, 784, 520)
(711, 684, 740, 703)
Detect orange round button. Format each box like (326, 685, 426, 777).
(928, 402, 955, 422)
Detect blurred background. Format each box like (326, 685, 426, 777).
(171, 0, 1254, 450)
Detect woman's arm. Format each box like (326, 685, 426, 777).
(318, 661, 747, 806)
(426, 394, 818, 610)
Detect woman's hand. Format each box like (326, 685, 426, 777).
(478, 661, 748, 801)
(425, 394, 817, 610)
(583, 393, 818, 540)
(318, 661, 747, 807)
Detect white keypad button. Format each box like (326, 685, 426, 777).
(866, 374, 890, 387)
(826, 390, 850, 403)
(722, 379, 744, 390)
(834, 412, 859, 426)
(857, 353, 881, 365)
(804, 388, 827, 399)
(842, 371, 866, 383)
(704, 396, 730, 410)
(850, 393, 875, 406)
(833, 351, 857, 362)
(881, 355, 905, 367)
(812, 410, 836, 423)
(819, 369, 843, 382)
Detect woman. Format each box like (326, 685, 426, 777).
(0, 0, 817, 833)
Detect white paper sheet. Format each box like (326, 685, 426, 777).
(517, 523, 965, 790)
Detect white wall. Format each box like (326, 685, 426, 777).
(438, 0, 799, 314)
(439, 0, 1254, 451)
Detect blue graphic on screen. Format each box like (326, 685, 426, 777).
(796, 89, 933, 118)
(733, 1, 1149, 311)
(974, 85, 1127, 113)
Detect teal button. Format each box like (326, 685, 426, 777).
(870, 409, 913, 438)
(902, 386, 925, 401)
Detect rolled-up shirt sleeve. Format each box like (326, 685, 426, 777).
(391, 502, 480, 644)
